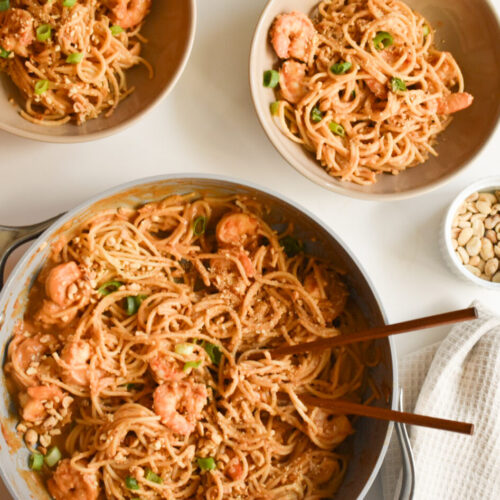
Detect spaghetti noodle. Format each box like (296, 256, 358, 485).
(267, 0, 474, 185)
(0, 0, 153, 125)
(5, 193, 380, 499)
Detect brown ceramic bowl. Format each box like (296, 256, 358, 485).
(0, 0, 196, 143)
(250, 0, 500, 199)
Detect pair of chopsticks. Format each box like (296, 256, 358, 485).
(270, 307, 478, 435)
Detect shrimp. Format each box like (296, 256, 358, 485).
(309, 409, 353, 448)
(45, 261, 82, 307)
(437, 92, 473, 115)
(270, 11, 317, 62)
(149, 355, 185, 383)
(153, 381, 207, 436)
(225, 457, 244, 481)
(106, 0, 152, 29)
(307, 454, 339, 484)
(0, 8, 34, 57)
(19, 385, 64, 423)
(365, 78, 387, 99)
(60, 341, 91, 387)
(304, 272, 327, 300)
(279, 60, 308, 104)
(47, 459, 99, 500)
(216, 213, 260, 248)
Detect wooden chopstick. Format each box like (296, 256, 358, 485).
(270, 307, 478, 357)
(300, 395, 474, 435)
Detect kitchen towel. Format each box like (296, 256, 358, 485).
(381, 301, 500, 500)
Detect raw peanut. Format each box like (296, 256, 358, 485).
(451, 227, 460, 239)
(457, 202, 467, 215)
(477, 200, 492, 215)
(492, 272, 500, 283)
(485, 229, 497, 244)
(457, 247, 469, 264)
(491, 203, 500, 214)
(471, 219, 485, 237)
(465, 265, 481, 277)
(460, 211, 472, 222)
(495, 244, 500, 259)
(466, 203, 478, 214)
(480, 273, 490, 281)
(469, 255, 481, 267)
(480, 238, 494, 260)
(458, 220, 471, 229)
(452, 215, 459, 228)
(485, 258, 499, 277)
(478, 192, 497, 204)
(457, 227, 473, 246)
(477, 259, 485, 272)
(465, 236, 481, 257)
(495, 190, 500, 203)
(466, 192, 479, 202)
(470, 213, 486, 222)
(451, 239, 458, 250)
(485, 214, 500, 229)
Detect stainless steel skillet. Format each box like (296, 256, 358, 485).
(0, 174, 398, 500)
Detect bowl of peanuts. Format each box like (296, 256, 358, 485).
(443, 177, 500, 289)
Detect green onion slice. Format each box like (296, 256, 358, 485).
(175, 343, 196, 356)
(125, 476, 140, 490)
(44, 446, 61, 467)
(0, 0, 9, 12)
(98, 280, 123, 295)
(202, 341, 222, 365)
(34, 79, 49, 95)
(63, 0, 77, 7)
(423, 25, 430, 37)
(390, 77, 407, 92)
(329, 121, 345, 137)
(0, 47, 10, 58)
(373, 31, 393, 50)
(350, 90, 356, 99)
(125, 294, 147, 315)
(197, 457, 216, 471)
(279, 235, 303, 258)
(110, 25, 124, 36)
(330, 61, 352, 75)
(310, 106, 323, 123)
(193, 216, 207, 236)
(145, 469, 163, 484)
(29, 452, 44, 471)
(263, 69, 279, 88)
(66, 52, 83, 64)
(36, 24, 52, 42)
(270, 101, 280, 116)
(183, 360, 201, 373)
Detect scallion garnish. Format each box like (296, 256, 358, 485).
(390, 77, 407, 92)
(44, 446, 61, 467)
(202, 341, 222, 365)
(125, 294, 147, 315)
(125, 476, 140, 490)
(29, 452, 44, 471)
(373, 31, 393, 50)
(183, 360, 201, 373)
(145, 469, 163, 484)
(175, 343, 196, 356)
(423, 25, 430, 37)
(279, 235, 303, 258)
(34, 79, 49, 95)
(263, 69, 279, 88)
(350, 90, 356, 99)
(197, 457, 216, 471)
(66, 52, 83, 64)
(270, 101, 280, 116)
(329, 121, 345, 137)
(36, 24, 52, 42)
(110, 25, 123, 36)
(0, 0, 10, 12)
(193, 216, 207, 236)
(98, 280, 123, 295)
(63, 0, 77, 7)
(330, 61, 352, 75)
(311, 106, 323, 123)
(0, 47, 10, 58)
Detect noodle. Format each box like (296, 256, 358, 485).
(268, 0, 474, 185)
(0, 0, 153, 125)
(4, 193, 380, 499)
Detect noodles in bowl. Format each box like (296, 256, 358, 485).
(3, 188, 387, 499)
(264, 0, 474, 185)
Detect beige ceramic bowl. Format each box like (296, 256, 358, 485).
(0, 0, 196, 143)
(250, 0, 500, 200)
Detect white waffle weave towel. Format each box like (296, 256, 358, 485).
(381, 302, 500, 500)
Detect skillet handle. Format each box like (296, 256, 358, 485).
(0, 215, 62, 289)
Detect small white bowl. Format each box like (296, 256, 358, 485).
(441, 176, 500, 290)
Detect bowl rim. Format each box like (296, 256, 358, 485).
(0, 173, 398, 500)
(0, 0, 197, 144)
(248, 0, 500, 201)
(443, 176, 500, 290)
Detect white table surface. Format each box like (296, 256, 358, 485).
(0, 0, 499, 498)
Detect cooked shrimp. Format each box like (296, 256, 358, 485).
(19, 385, 64, 423)
(153, 381, 207, 436)
(45, 261, 82, 307)
(304, 272, 327, 300)
(226, 457, 244, 481)
(107, 0, 152, 29)
(437, 92, 473, 115)
(365, 77, 387, 99)
(270, 11, 316, 62)
(279, 60, 308, 104)
(307, 454, 339, 484)
(310, 409, 353, 447)
(47, 459, 99, 500)
(149, 355, 185, 383)
(216, 213, 260, 247)
(60, 341, 91, 387)
(0, 8, 34, 57)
